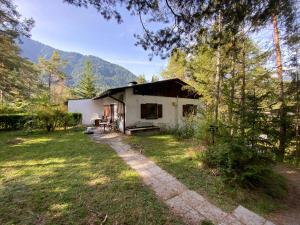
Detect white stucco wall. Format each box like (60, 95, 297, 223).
(68, 99, 102, 125)
(68, 89, 201, 130)
(124, 88, 201, 129)
(68, 96, 125, 131)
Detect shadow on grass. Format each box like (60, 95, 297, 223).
(0, 130, 184, 225)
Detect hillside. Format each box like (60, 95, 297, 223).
(19, 37, 136, 89)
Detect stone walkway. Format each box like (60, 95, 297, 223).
(91, 132, 276, 225)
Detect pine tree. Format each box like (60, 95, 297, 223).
(136, 74, 147, 84)
(151, 75, 159, 82)
(161, 49, 187, 80)
(74, 60, 97, 98)
(38, 51, 66, 103)
(0, 0, 39, 105)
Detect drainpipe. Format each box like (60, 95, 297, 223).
(108, 95, 126, 134)
(175, 96, 179, 129)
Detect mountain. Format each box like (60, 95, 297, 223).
(19, 37, 136, 89)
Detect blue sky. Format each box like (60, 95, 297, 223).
(15, 0, 166, 80)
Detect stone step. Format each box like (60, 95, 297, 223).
(218, 206, 276, 225)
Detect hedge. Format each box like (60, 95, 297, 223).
(0, 113, 82, 131)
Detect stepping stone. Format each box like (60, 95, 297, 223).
(183, 209, 206, 225)
(264, 221, 276, 225)
(147, 166, 165, 175)
(179, 190, 206, 209)
(165, 195, 194, 216)
(195, 200, 227, 224)
(218, 214, 243, 225)
(166, 195, 206, 225)
(178, 190, 227, 224)
(233, 206, 266, 225)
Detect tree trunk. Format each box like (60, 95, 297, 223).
(214, 12, 222, 124)
(241, 36, 246, 139)
(48, 74, 52, 103)
(295, 55, 300, 165)
(229, 37, 236, 136)
(272, 14, 286, 161)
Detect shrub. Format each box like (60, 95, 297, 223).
(194, 119, 214, 143)
(35, 109, 82, 131)
(202, 138, 287, 197)
(0, 114, 33, 130)
(0, 112, 81, 131)
(163, 115, 198, 139)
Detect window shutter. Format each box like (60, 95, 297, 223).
(193, 105, 197, 115)
(183, 105, 187, 117)
(141, 104, 147, 119)
(158, 104, 163, 118)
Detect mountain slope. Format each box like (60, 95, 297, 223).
(19, 37, 136, 89)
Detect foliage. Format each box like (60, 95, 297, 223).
(64, 1, 298, 57)
(0, 103, 24, 114)
(38, 51, 67, 104)
(34, 108, 82, 132)
(73, 60, 97, 98)
(0, 0, 40, 103)
(202, 137, 287, 198)
(151, 74, 159, 82)
(127, 134, 285, 214)
(166, 115, 197, 139)
(161, 49, 187, 80)
(0, 114, 32, 130)
(0, 111, 81, 131)
(136, 74, 147, 84)
(64, 0, 300, 166)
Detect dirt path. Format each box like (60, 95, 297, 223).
(268, 165, 300, 225)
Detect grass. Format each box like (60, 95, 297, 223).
(126, 134, 285, 215)
(0, 129, 184, 225)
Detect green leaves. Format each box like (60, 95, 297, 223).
(73, 60, 97, 98)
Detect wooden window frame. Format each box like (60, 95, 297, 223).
(141, 103, 163, 119)
(183, 104, 197, 117)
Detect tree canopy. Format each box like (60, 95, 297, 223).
(73, 60, 97, 98)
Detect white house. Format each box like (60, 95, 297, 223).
(68, 78, 201, 133)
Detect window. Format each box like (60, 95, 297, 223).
(141, 103, 163, 119)
(183, 104, 197, 117)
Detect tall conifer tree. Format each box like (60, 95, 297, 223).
(74, 60, 97, 98)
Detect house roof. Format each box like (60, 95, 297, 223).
(93, 78, 201, 100)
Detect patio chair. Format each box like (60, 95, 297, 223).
(90, 113, 101, 126)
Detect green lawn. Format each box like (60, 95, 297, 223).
(126, 134, 284, 215)
(0, 130, 184, 225)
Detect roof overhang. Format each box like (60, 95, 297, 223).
(93, 78, 201, 100)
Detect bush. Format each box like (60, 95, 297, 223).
(0, 112, 82, 131)
(34, 109, 82, 131)
(202, 138, 287, 197)
(0, 114, 33, 130)
(164, 115, 198, 139)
